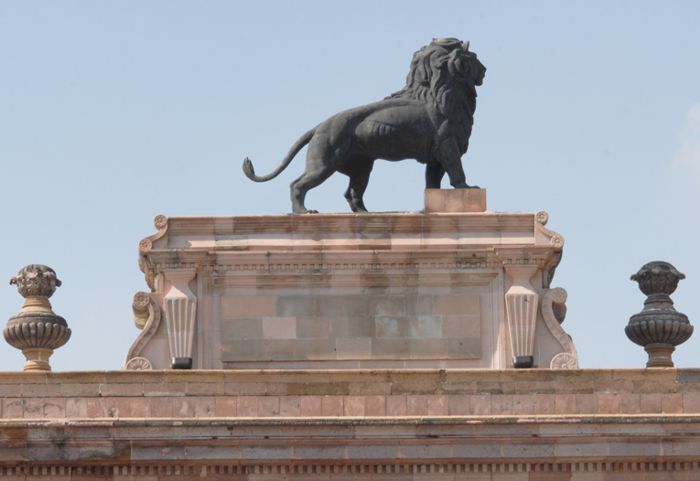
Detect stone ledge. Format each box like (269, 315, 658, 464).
(0, 369, 698, 420)
(0, 367, 692, 382)
(3, 413, 700, 427)
(0, 368, 694, 393)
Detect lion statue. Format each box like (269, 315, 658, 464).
(243, 38, 486, 213)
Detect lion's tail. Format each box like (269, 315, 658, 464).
(242, 128, 316, 182)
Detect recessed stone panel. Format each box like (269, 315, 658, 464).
(219, 290, 484, 363)
(220, 291, 484, 363)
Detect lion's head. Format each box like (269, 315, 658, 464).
(390, 38, 486, 118)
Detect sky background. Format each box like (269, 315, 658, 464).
(1, 1, 699, 371)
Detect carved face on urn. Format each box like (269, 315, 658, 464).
(9, 264, 62, 299)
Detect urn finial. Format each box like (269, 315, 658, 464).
(4, 265, 71, 371)
(625, 261, 693, 367)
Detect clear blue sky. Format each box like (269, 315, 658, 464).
(1, 1, 699, 370)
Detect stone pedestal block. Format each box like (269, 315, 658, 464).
(424, 188, 486, 212)
(126, 192, 577, 370)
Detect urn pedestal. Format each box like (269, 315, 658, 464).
(625, 261, 693, 368)
(4, 265, 71, 371)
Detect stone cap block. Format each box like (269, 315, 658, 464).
(424, 189, 486, 213)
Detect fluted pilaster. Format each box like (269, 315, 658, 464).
(162, 268, 197, 369)
(505, 265, 539, 368)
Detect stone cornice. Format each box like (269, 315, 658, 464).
(137, 212, 564, 291)
(0, 367, 693, 380)
(1, 415, 700, 477)
(160, 212, 537, 237)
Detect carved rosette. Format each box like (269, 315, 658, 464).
(625, 261, 693, 367)
(4, 265, 71, 371)
(162, 268, 197, 369)
(504, 265, 539, 368)
(124, 356, 153, 370)
(132, 291, 151, 330)
(550, 352, 578, 369)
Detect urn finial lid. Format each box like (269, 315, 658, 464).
(630, 260, 685, 296)
(9, 264, 62, 299)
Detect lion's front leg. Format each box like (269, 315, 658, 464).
(425, 163, 445, 188)
(436, 138, 478, 189)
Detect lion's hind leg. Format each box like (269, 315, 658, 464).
(341, 158, 374, 213)
(289, 163, 335, 214)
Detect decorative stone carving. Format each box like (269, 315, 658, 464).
(124, 356, 153, 370)
(541, 287, 579, 369)
(4, 265, 71, 371)
(626, 261, 693, 367)
(504, 265, 539, 368)
(123, 291, 161, 370)
(550, 352, 578, 369)
(162, 268, 197, 369)
(138, 214, 169, 292)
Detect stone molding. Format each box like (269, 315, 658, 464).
(1, 416, 700, 478)
(1, 461, 699, 479)
(0, 367, 697, 401)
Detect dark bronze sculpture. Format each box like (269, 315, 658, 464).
(243, 38, 486, 213)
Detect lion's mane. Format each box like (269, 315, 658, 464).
(389, 38, 481, 154)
